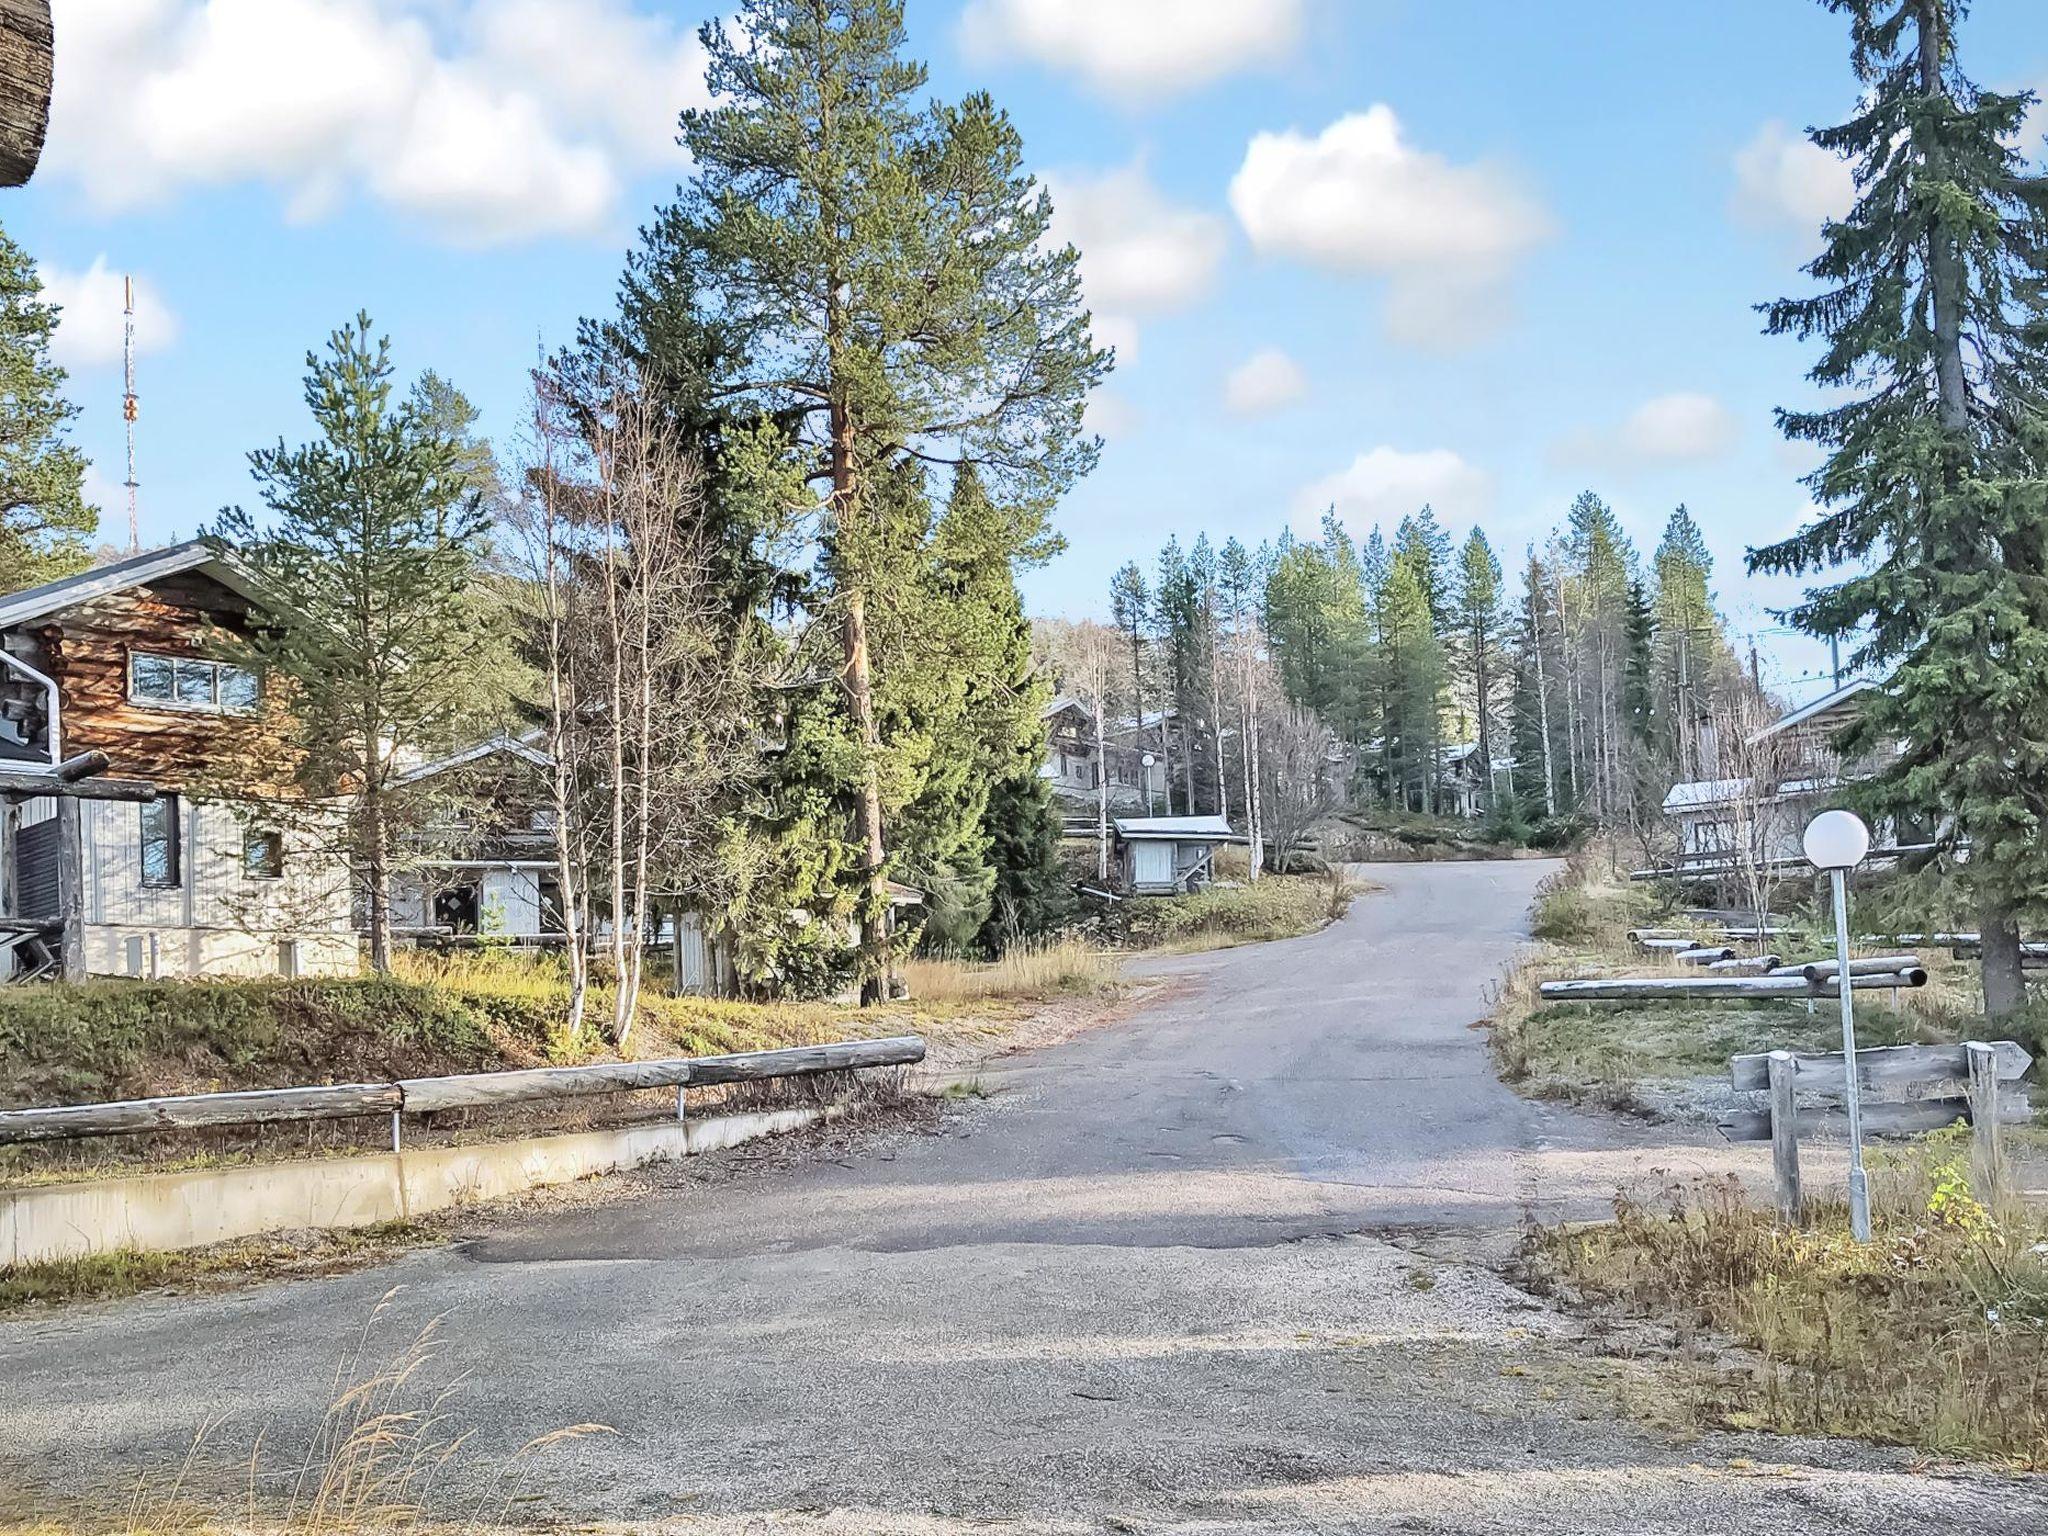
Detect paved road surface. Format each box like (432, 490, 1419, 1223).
(3, 861, 2042, 1533)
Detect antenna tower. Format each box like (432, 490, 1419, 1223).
(122, 274, 138, 554)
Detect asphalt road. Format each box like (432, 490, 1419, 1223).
(3, 860, 2043, 1533)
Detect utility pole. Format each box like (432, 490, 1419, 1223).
(122, 274, 139, 554)
(1829, 634, 1842, 689)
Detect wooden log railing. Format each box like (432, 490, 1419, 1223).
(0, 1035, 927, 1147)
(1721, 1040, 2033, 1221)
(1537, 971, 1927, 1002)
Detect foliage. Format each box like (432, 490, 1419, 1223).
(0, 221, 94, 584)
(1106, 873, 1351, 952)
(1747, 0, 2048, 1015)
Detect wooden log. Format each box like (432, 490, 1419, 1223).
(52, 749, 110, 783)
(1635, 937, 1696, 952)
(1708, 955, 1783, 974)
(1626, 928, 1693, 942)
(1729, 1039, 2031, 1092)
(1675, 945, 1737, 965)
(398, 1035, 926, 1114)
(53, 793, 82, 982)
(1540, 972, 1927, 1002)
(1767, 1050, 1800, 1223)
(0, 1083, 402, 1145)
(1966, 1041, 2005, 1201)
(1721, 1089, 2033, 1144)
(0, 766, 159, 802)
(0, 1, 51, 188)
(1768, 955, 1921, 980)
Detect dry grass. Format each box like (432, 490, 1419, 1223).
(1530, 1159, 2048, 1467)
(104, 1292, 609, 1533)
(901, 935, 1118, 1005)
(1126, 870, 1356, 954)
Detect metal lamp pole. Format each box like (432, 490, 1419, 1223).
(1804, 810, 1873, 1242)
(1141, 752, 1158, 818)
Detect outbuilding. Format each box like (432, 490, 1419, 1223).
(1112, 815, 1243, 895)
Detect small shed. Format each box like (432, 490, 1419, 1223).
(1113, 815, 1243, 895)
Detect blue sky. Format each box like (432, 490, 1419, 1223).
(12, 0, 2047, 703)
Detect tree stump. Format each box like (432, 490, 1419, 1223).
(0, 1, 53, 189)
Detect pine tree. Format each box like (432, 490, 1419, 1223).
(1652, 504, 1721, 778)
(1455, 528, 1506, 808)
(634, 0, 1105, 1001)
(1109, 559, 1153, 807)
(0, 224, 93, 585)
(1382, 557, 1446, 812)
(1394, 506, 1455, 629)
(1748, 0, 2048, 1016)
(214, 315, 490, 973)
(1155, 536, 1203, 814)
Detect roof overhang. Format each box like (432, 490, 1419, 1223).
(0, 540, 266, 630)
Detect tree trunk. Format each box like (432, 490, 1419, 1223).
(0, 2, 52, 189)
(365, 786, 392, 974)
(1979, 899, 2028, 1019)
(1208, 636, 1229, 821)
(1533, 602, 1557, 816)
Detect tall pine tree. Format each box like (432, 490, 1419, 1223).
(0, 224, 93, 585)
(1749, 0, 2048, 1017)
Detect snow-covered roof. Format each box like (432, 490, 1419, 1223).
(0, 540, 264, 629)
(1113, 814, 1241, 842)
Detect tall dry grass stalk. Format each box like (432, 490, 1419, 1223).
(120, 1290, 609, 1534)
(901, 936, 1117, 1005)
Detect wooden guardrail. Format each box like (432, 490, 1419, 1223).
(1720, 1039, 2033, 1221)
(1538, 971, 1926, 1002)
(0, 1036, 926, 1147)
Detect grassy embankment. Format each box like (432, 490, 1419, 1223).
(1487, 853, 2026, 1108)
(1501, 855, 2048, 1466)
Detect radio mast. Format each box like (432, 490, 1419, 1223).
(122, 274, 138, 554)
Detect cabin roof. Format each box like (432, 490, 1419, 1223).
(0, 540, 264, 630)
(1752, 677, 1878, 742)
(1662, 776, 1749, 814)
(1113, 814, 1242, 842)
(393, 731, 552, 788)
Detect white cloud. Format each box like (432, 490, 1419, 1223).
(1730, 120, 1853, 248)
(1223, 347, 1306, 416)
(39, 258, 180, 370)
(1084, 389, 1140, 441)
(44, 0, 707, 245)
(1294, 446, 1493, 533)
(958, 0, 1303, 102)
(1045, 158, 1227, 364)
(1558, 392, 1742, 469)
(1229, 107, 1551, 350)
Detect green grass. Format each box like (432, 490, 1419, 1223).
(1118, 872, 1353, 952)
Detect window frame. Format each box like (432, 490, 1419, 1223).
(127, 651, 261, 716)
(140, 794, 182, 890)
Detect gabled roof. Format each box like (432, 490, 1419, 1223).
(393, 731, 552, 788)
(1752, 678, 1878, 743)
(1113, 814, 1242, 842)
(0, 540, 264, 629)
(1042, 693, 1091, 721)
(1662, 777, 1749, 814)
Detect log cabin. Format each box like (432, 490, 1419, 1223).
(0, 543, 356, 981)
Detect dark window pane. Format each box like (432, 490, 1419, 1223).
(219, 666, 259, 711)
(174, 660, 215, 707)
(131, 654, 174, 701)
(244, 830, 283, 880)
(140, 797, 180, 888)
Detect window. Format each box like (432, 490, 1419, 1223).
(140, 795, 181, 889)
(129, 652, 259, 714)
(244, 829, 284, 880)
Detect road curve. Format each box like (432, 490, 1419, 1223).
(1, 860, 2041, 1534)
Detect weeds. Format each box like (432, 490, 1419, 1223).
(1115, 872, 1353, 953)
(1533, 1167, 2048, 1466)
(901, 936, 1117, 1005)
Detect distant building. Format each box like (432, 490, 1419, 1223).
(1112, 814, 1244, 895)
(1039, 694, 1174, 828)
(0, 543, 356, 982)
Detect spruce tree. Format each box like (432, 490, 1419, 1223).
(1455, 528, 1506, 807)
(634, 0, 1105, 1001)
(0, 224, 93, 585)
(1653, 504, 1721, 778)
(214, 315, 490, 972)
(1748, 0, 2048, 1016)
(1109, 560, 1153, 806)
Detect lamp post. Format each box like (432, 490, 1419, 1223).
(1141, 752, 1159, 818)
(1803, 808, 1873, 1241)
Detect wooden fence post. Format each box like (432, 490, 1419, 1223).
(1768, 1049, 1801, 1223)
(1965, 1040, 2004, 1202)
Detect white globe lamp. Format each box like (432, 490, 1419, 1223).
(1802, 809, 1871, 871)
(1804, 807, 1874, 1241)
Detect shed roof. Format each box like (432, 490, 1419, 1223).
(1112, 814, 1241, 842)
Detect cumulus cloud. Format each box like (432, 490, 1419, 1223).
(1084, 389, 1141, 441)
(958, 0, 1303, 102)
(1223, 347, 1307, 416)
(1558, 392, 1742, 470)
(1730, 120, 1854, 250)
(44, 0, 708, 245)
(1045, 158, 1227, 364)
(1229, 107, 1551, 349)
(1294, 446, 1493, 533)
(39, 258, 180, 371)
